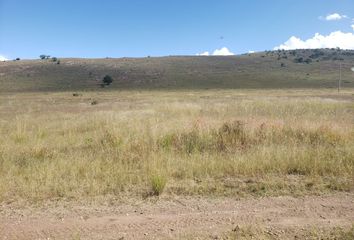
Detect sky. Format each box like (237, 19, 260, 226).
(0, 0, 354, 60)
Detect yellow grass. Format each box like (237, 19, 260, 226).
(0, 89, 353, 202)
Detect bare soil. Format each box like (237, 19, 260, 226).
(1, 193, 353, 239)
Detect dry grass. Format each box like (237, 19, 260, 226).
(0, 89, 353, 202)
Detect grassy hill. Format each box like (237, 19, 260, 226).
(1, 49, 354, 92)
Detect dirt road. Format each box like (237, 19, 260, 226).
(1, 193, 353, 239)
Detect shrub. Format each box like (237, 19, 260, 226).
(102, 75, 113, 85)
(52, 57, 58, 62)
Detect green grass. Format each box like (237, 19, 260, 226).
(0, 89, 353, 202)
(1, 49, 354, 92)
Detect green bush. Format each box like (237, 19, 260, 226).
(103, 75, 113, 85)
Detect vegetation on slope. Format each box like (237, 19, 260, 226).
(1, 49, 354, 92)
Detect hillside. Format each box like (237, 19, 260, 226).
(1, 49, 354, 92)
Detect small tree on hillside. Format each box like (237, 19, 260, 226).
(40, 55, 46, 59)
(102, 75, 113, 85)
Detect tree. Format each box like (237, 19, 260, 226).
(52, 57, 58, 62)
(102, 75, 113, 85)
(40, 55, 46, 59)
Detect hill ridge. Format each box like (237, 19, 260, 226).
(1, 49, 354, 92)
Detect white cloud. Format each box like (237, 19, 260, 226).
(196, 51, 210, 56)
(248, 50, 255, 54)
(197, 47, 234, 56)
(324, 13, 347, 21)
(0, 55, 8, 61)
(274, 31, 354, 50)
(213, 47, 234, 56)
(351, 24, 354, 31)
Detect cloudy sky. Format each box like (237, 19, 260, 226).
(0, 0, 354, 60)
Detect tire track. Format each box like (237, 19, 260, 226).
(1, 194, 354, 240)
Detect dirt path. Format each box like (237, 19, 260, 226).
(1, 193, 354, 239)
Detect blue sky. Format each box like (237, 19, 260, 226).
(0, 0, 354, 59)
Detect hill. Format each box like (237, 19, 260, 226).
(1, 49, 354, 92)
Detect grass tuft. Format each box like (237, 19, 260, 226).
(150, 175, 167, 196)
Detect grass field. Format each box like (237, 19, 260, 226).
(1, 51, 354, 239)
(0, 89, 353, 202)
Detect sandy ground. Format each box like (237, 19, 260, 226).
(1, 193, 353, 240)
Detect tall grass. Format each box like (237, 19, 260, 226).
(0, 90, 353, 202)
